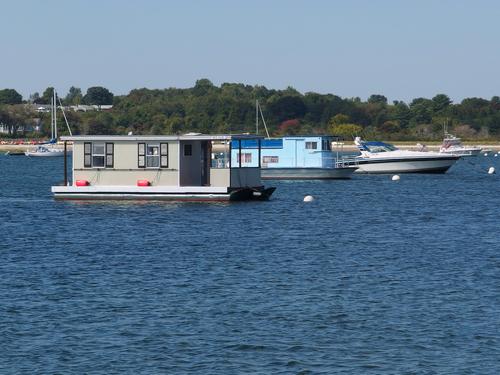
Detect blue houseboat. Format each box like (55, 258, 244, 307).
(231, 136, 358, 179)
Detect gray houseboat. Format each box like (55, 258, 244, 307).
(51, 134, 275, 201)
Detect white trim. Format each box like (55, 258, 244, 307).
(52, 185, 229, 194)
(60, 134, 263, 142)
(145, 143, 160, 169)
(91, 142, 106, 168)
(52, 193, 232, 201)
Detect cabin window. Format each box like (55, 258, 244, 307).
(322, 140, 331, 151)
(262, 156, 279, 163)
(138, 142, 168, 169)
(305, 141, 318, 150)
(146, 144, 160, 168)
(238, 153, 252, 164)
(84, 142, 113, 168)
(184, 144, 192, 156)
(92, 142, 105, 168)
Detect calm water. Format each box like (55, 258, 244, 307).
(1, 154, 500, 374)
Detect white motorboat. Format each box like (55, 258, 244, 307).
(25, 88, 72, 157)
(354, 137, 460, 174)
(439, 133, 482, 157)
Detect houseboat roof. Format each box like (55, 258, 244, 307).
(60, 134, 263, 142)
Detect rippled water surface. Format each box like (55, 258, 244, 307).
(1, 155, 500, 374)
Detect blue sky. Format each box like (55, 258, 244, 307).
(1, 0, 500, 102)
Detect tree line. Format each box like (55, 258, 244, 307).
(1, 79, 500, 140)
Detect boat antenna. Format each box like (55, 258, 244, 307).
(57, 93, 73, 136)
(256, 100, 270, 138)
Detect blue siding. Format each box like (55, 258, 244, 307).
(232, 136, 337, 168)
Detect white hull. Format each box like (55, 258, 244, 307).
(261, 166, 357, 179)
(439, 148, 482, 157)
(355, 157, 458, 174)
(51, 185, 274, 201)
(25, 151, 64, 157)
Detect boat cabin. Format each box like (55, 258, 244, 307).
(231, 135, 339, 168)
(52, 134, 275, 201)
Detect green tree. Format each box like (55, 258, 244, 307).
(64, 86, 83, 105)
(267, 95, 307, 122)
(392, 102, 411, 128)
(40, 87, 55, 104)
(329, 123, 363, 138)
(0, 105, 35, 136)
(0, 89, 23, 104)
(84, 112, 115, 135)
(432, 94, 452, 112)
(83, 86, 114, 108)
(377, 120, 401, 134)
(410, 97, 433, 124)
(29, 92, 40, 103)
(368, 94, 387, 105)
(329, 113, 350, 126)
(192, 79, 215, 96)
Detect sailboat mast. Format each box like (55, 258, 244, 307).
(258, 102, 270, 138)
(50, 94, 54, 140)
(256, 100, 259, 135)
(53, 89, 58, 140)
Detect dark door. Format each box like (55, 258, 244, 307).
(200, 141, 210, 186)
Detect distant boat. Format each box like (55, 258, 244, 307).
(354, 137, 459, 174)
(5, 151, 26, 156)
(439, 133, 482, 157)
(25, 88, 72, 157)
(248, 101, 357, 179)
(232, 136, 357, 179)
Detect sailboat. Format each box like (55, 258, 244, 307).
(25, 89, 72, 157)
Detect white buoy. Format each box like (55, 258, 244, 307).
(495, 154, 498, 157)
(488, 167, 495, 174)
(484, 153, 488, 157)
(303, 195, 315, 202)
(392, 175, 400, 181)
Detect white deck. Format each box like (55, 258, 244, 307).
(52, 185, 229, 194)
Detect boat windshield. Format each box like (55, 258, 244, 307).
(363, 142, 397, 153)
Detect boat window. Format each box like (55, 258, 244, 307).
(233, 151, 259, 167)
(238, 153, 252, 164)
(322, 140, 331, 151)
(92, 142, 105, 168)
(184, 144, 192, 156)
(365, 143, 397, 153)
(305, 141, 318, 150)
(211, 141, 229, 168)
(146, 144, 160, 168)
(262, 156, 279, 163)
